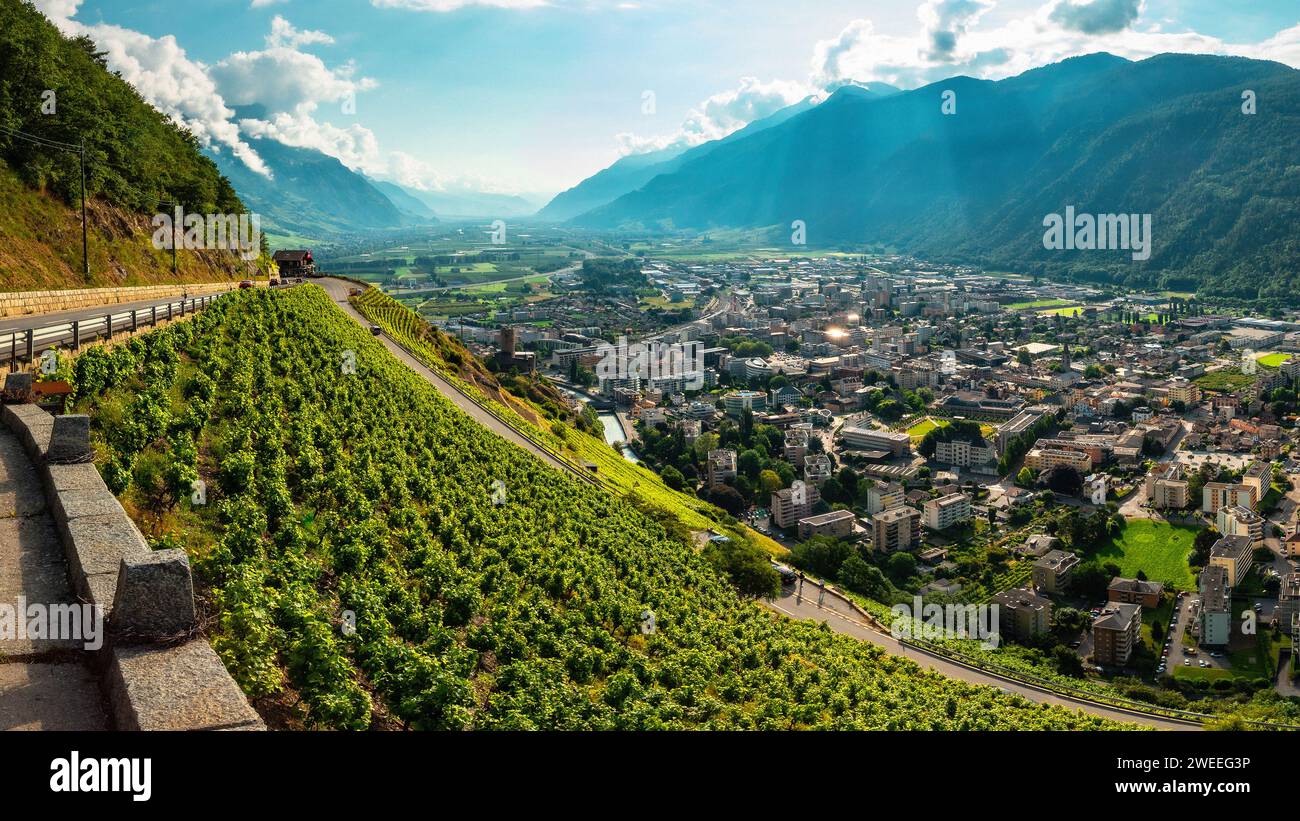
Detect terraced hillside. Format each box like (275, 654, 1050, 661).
(70, 286, 1125, 729)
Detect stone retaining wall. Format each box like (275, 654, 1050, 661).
(0, 282, 240, 319)
(0, 399, 264, 731)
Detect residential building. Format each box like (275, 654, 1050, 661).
(872, 506, 922, 553)
(1242, 460, 1272, 501)
(934, 438, 998, 471)
(841, 426, 911, 457)
(1167, 377, 1201, 406)
(803, 454, 833, 485)
(1199, 566, 1232, 647)
(798, 509, 856, 541)
(1032, 549, 1080, 594)
(1277, 574, 1299, 635)
(1202, 482, 1256, 514)
(922, 493, 972, 531)
(992, 588, 1053, 641)
(771, 483, 821, 529)
(996, 406, 1050, 453)
(1107, 578, 1164, 609)
(1144, 464, 1189, 509)
(865, 481, 905, 515)
(1092, 602, 1142, 666)
(722, 390, 768, 416)
(1216, 505, 1264, 545)
(706, 449, 736, 490)
(1208, 533, 1254, 586)
(1024, 447, 1091, 474)
(1085, 473, 1107, 505)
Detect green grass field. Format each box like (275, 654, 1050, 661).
(906, 417, 946, 440)
(1008, 298, 1075, 310)
(1089, 519, 1198, 590)
(1257, 352, 1291, 368)
(1038, 305, 1085, 317)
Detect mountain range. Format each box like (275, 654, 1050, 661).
(558, 53, 1300, 304)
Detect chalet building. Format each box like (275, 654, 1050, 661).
(272, 249, 316, 277)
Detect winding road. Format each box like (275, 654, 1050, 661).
(769, 584, 1200, 730)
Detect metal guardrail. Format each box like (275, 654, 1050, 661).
(2, 294, 225, 370)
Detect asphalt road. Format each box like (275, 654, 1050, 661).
(769, 584, 1200, 730)
(0, 287, 238, 335)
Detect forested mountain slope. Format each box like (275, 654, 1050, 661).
(0, 0, 262, 289)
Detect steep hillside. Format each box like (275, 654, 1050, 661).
(0, 159, 261, 290)
(71, 285, 1123, 730)
(0, 0, 262, 289)
(577, 53, 1300, 304)
(369, 178, 439, 222)
(209, 137, 412, 238)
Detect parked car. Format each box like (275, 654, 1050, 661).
(238, 279, 254, 289)
(369, 324, 382, 336)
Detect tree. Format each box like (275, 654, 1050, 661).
(706, 485, 745, 515)
(757, 469, 782, 495)
(886, 551, 917, 582)
(837, 555, 890, 600)
(661, 465, 686, 491)
(789, 536, 855, 580)
(1053, 645, 1085, 677)
(703, 538, 780, 599)
(1016, 467, 1035, 487)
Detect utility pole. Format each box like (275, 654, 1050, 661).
(79, 139, 88, 280)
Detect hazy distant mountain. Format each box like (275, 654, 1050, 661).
(575, 53, 1300, 304)
(368, 178, 439, 222)
(399, 185, 539, 218)
(210, 136, 410, 237)
(536, 90, 863, 222)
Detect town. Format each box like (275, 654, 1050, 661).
(436, 250, 1300, 704)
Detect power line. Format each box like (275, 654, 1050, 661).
(0, 123, 83, 152)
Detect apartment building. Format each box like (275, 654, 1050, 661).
(865, 481, 906, 515)
(992, 588, 1053, 641)
(1024, 447, 1092, 474)
(1032, 549, 1080, 594)
(1241, 460, 1272, 501)
(771, 483, 821, 529)
(922, 493, 972, 531)
(706, 449, 737, 489)
(1144, 464, 1189, 509)
(1092, 602, 1142, 666)
(933, 438, 998, 471)
(1167, 377, 1201, 406)
(841, 426, 911, 457)
(1209, 533, 1254, 586)
(1216, 505, 1264, 546)
(797, 509, 856, 541)
(872, 506, 922, 553)
(783, 427, 810, 462)
(803, 454, 833, 485)
(722, 390, 768, 416)
(1202, 482, 1256, 515)
(1199, 565, 1232, 647)
(1276, 573, 1299, 636)
(1107, 578, 1164, 609)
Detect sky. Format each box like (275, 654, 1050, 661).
(33, 0, 1300, 201)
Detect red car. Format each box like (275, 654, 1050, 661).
(238, 280, 254, 289)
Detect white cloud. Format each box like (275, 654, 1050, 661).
(32, 0, 271, 177)
(265, 15, 333, 48)
(615, 76, 815, 155)
(810, 0, 1300, 90)
(250, 0, 288, 8)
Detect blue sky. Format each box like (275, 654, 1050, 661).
(40, 1, 1300, 198)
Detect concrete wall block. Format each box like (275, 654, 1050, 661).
(107, 641, 265, 731)
(110, 549, 197, 639)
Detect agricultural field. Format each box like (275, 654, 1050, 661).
(68, 286, 1119, 731)
(1087, 519, 1198, 590)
